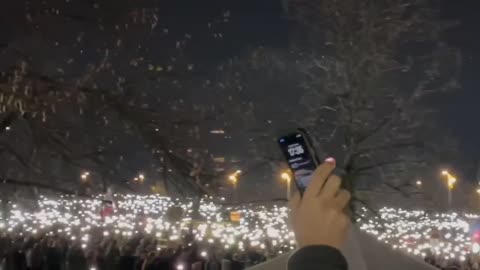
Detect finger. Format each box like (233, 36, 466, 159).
(303, 158, 336, 201)
(288, 191, 301, 211)
(320, 175, 342, 199)
(333, 189, 351, 209)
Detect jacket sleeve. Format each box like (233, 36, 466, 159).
(288, 246, 348, 270)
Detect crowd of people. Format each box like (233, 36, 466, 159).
(423, 251, 479, 270)
(0, 232, 269, 270)
(0, 179, 301, 270)
(359, 207, 480, 269)
(0, 160, 350, 270)
(4, 161, 480, 270)
(0, 195, 281, 270)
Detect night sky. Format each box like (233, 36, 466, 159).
(440, 1, 480, 180)
(1, 0, 479, 196)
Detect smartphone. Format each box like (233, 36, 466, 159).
(278, 129, 321, 195)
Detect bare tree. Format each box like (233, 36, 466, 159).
(0, 0, 231, 197)
(288, 0, 461, 208)
(208, 0, 462, 208)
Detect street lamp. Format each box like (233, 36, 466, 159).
(441, 170, 457, 210)
(228, 170, 241, 202)
(476, 188, 480, 212)
(281, 171, 292, 199)
(80, 171, 90, 182)
(416, 180, 422, 187)
(228, 170, 241, 185)
(133, 173, 145, 183)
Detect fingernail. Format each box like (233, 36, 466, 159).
(325, 157, 336, 164)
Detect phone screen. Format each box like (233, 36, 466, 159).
(278, 132, 319, 194)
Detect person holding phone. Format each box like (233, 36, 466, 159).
(288, 158, 351, 270)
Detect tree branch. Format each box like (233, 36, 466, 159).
(352, 141, 425, 158)
(353, 159, 424, 173)
(355, 116, 393, 145)
(1, 177, 89, 197)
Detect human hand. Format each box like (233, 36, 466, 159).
(289, 158, 351, 249)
